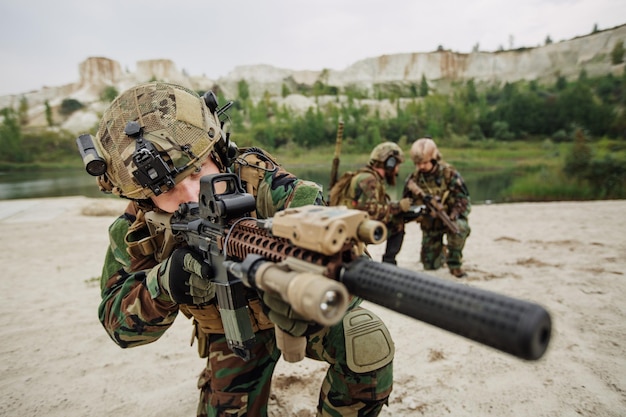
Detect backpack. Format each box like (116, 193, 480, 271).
(329, 171, 357, 206)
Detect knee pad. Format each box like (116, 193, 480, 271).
(343, 308, 394, 373)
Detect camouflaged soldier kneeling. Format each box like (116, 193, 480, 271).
(402, 137, 471, 278)
(78, 82, 394, 416)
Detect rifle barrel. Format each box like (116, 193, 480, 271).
(340, 258, 551, 360)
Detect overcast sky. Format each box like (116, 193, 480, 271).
(0, 0, 625, 96)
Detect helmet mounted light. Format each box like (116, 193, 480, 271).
(76, 133, 107, 176)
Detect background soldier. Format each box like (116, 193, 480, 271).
(403, 137, 471, 278)
(329, 142, 411, 265)
(81, 82, 394, 416)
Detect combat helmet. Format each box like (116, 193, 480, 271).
(369, 142, 405, 171)
(409, 137, 441, 164)
(77, 82, 233, 200)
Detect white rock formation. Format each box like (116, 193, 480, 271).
(0, 24, 623, 134)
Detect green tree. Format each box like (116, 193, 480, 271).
(45, 100, 54, 127)
(292, 107, 327, 147)
(281, 83, 291, 98)
(558, 83, 612, 136)
(611, 41, 625, 65)
(555, 75, 567, 91)
(563, 129, 592, 179)
(0, 108, 27, 162)
(237, 79, 250, 100)
(18, 96, 29, 126)
(419, 74, 429, 97)
(465, 79, 478, 103)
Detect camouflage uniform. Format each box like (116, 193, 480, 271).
(403, 162, 471, 270)
(334, 166, 406, 264)
(96, 86, 393, 415)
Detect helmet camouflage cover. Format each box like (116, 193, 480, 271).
(409, 137, 441, 164)
(369, 142, 405, 166)
(94, 82, 222, 199)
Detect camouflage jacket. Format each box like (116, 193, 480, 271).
(98, 163, 324, 348)
(403, 161, 471, 220)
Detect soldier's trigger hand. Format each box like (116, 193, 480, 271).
(260, 291, 313, 337)
(159, 248, 216, 305)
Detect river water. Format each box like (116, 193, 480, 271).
(0, 165, 511, 204)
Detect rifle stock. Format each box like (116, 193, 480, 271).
(162, 173, 551, 363)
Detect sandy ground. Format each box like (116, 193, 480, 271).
(0, 197, 624, 417)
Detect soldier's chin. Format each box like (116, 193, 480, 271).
(386, 174, 397, 186)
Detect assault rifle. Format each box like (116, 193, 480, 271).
(406, 179, 459, 234)
(150, 173, 551, 363)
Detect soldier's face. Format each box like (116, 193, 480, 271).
(417, 160, 433, 172)
(151, 157, 221, 213)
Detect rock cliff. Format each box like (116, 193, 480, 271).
(1, 24, 624, 133)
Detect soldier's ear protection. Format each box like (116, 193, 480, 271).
(385, 156, 398, 171)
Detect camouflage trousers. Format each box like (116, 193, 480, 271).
(196, 302, 393, 417)
(420, 217, 470, 269)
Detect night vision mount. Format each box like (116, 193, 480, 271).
(124, 121, 178, 196)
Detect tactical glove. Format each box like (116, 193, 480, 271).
(260, 291, 319, 337)
(158, 248, 216, 305)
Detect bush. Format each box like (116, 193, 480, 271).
(60, 98, 84, 115)
(100, 86, 119, 102)
(563, 130, 592, 178)
(492, 121, 514, 140)
(585, 155, 626, 198)
(21, 128, 77, 162)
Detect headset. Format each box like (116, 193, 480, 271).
(384, 156, 398, 171)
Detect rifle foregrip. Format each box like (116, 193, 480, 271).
(340, 258, 551, 360)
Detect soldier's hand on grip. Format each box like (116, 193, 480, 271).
(159, 248, 216, 305)
(260, 291, 319, 337)
(399, 197, 412, 212)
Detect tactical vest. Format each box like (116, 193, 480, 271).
(411, 163, 455, 209)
